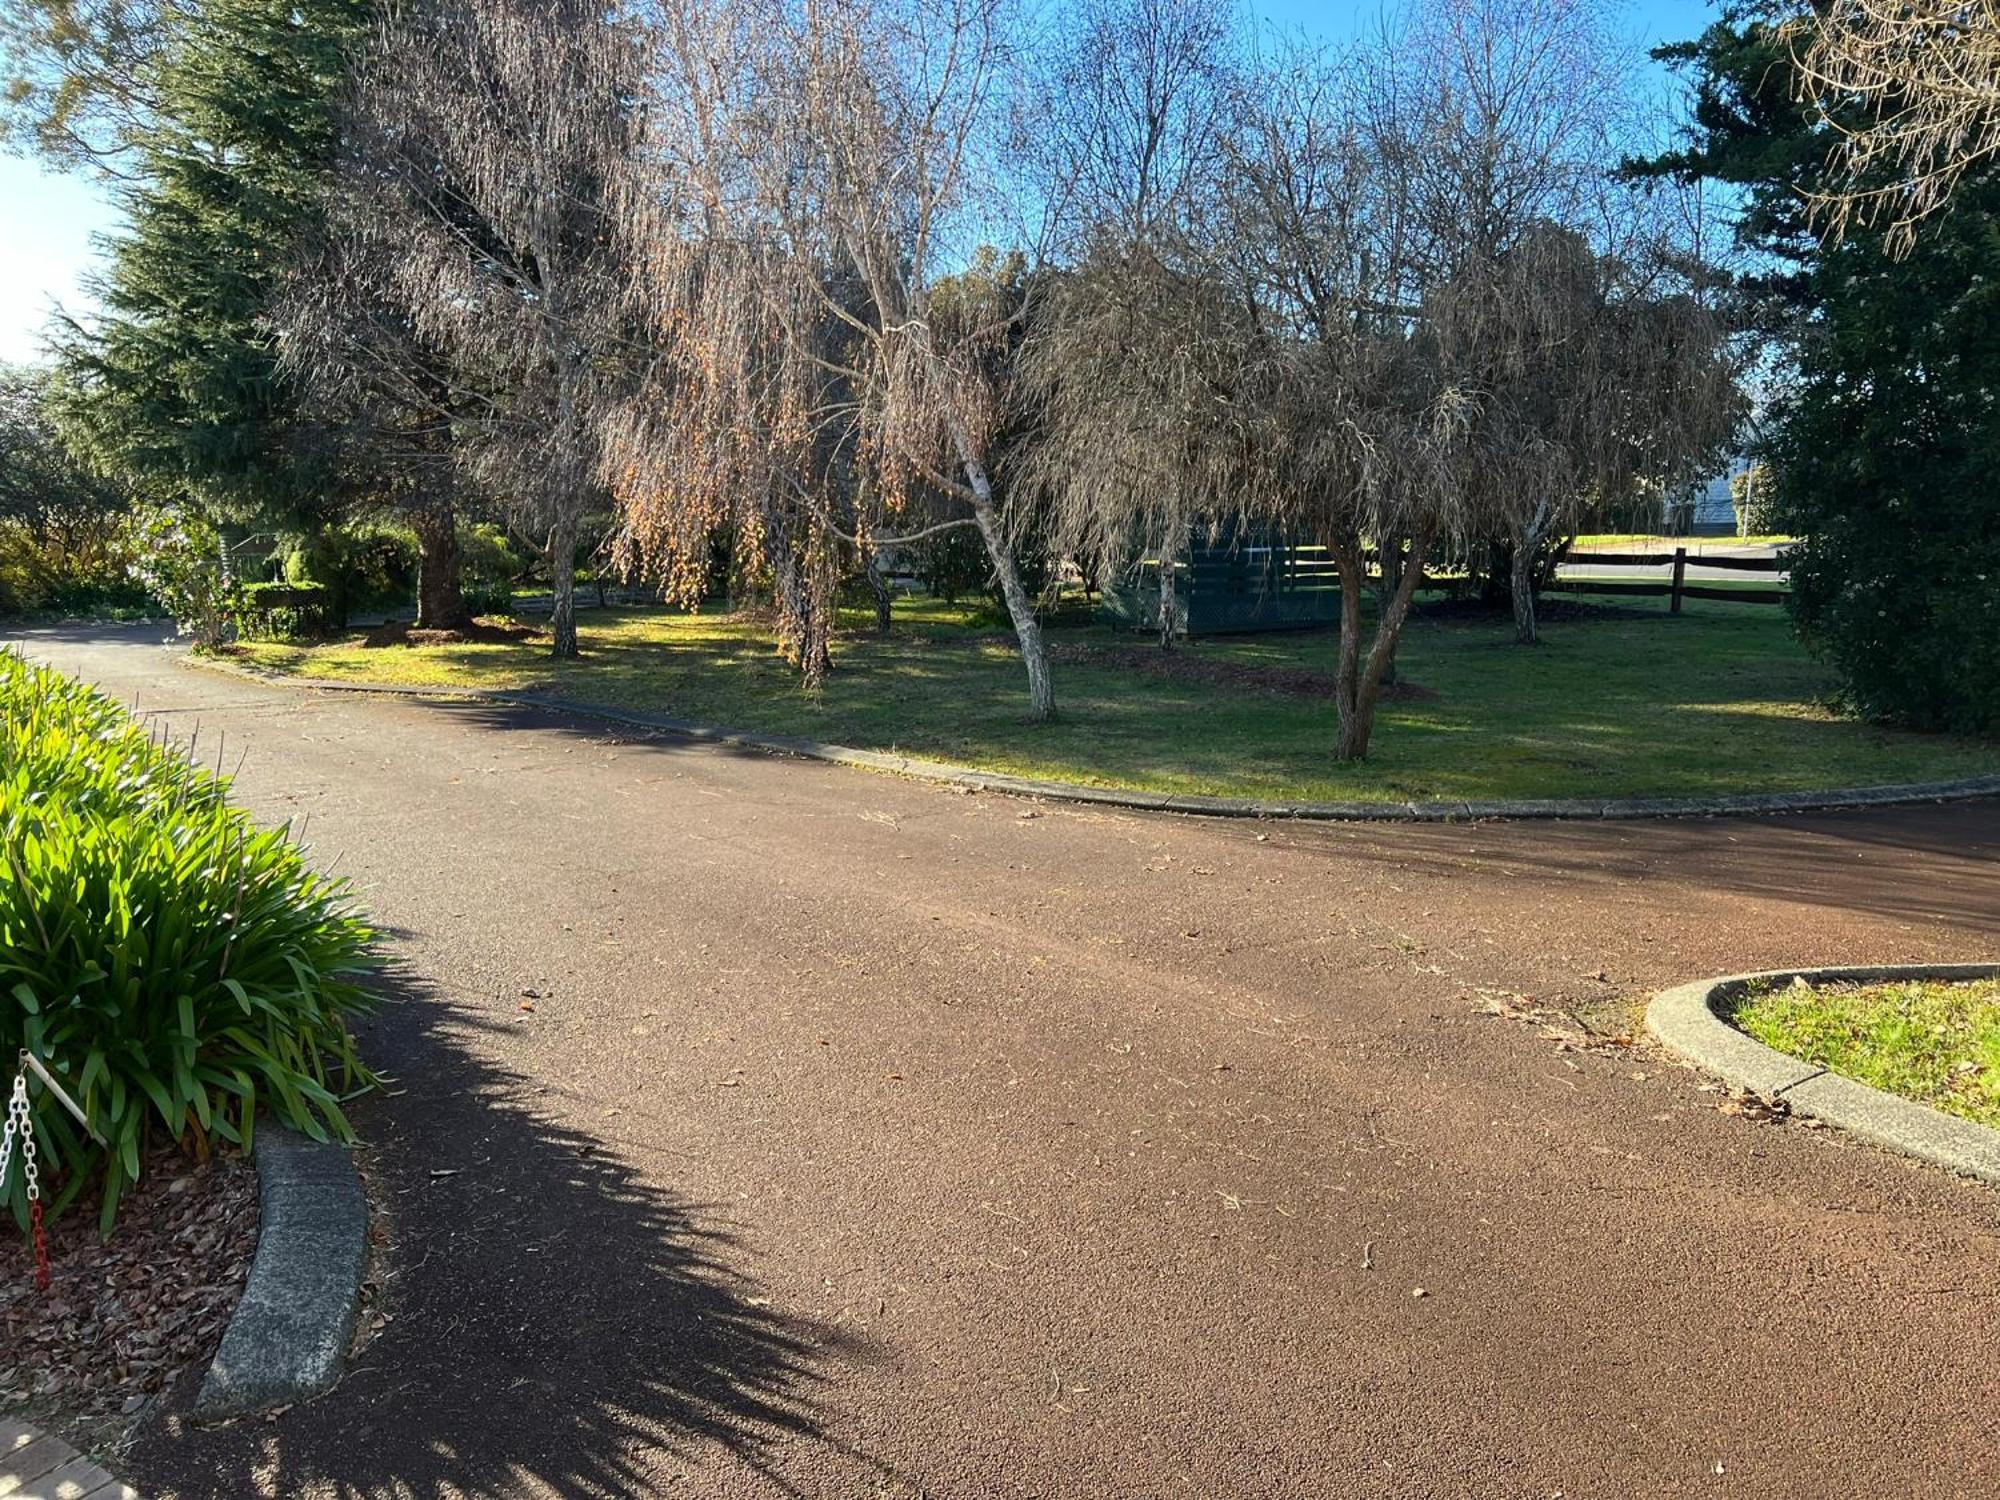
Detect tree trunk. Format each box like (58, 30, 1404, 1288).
(1158, 558, 1179, 650)
(547, 515, 579, 659)
(764, 500, 832, 686)
(1511, 498, 1554, 645)
(1510, 538, 1538, 644)
(865, 551, 893, 635)
(1332, 544, 1370, 759)
(1373, 538, 1404, 685)
(1330, 530, 1432, 762)
(954, 430, 1055, 720)
(789, 540, 832, 689)
(411, 501, 468, 630)
(1479, 539, 1509, 610)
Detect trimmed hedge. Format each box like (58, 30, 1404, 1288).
(233, 579, 336, 641)
(0, 652, 377, 1231)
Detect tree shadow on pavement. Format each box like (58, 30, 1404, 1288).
(130, 966, 875, 1499)
(1311, 800, 2000, 933)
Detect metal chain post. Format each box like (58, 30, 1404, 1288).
(2, 1064, 52, 1291)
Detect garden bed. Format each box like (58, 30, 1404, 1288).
(1, 1146, 257, 1463)
(0, 653, 377, 1453)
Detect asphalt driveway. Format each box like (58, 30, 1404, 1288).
(14, 622, 2000, 1500)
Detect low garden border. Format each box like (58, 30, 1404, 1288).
(1647, 964, 2000, 1186)
(191, 655, 2000, 823)
(195, 1128, 368, 1417)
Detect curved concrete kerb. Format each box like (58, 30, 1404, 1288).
(1647, 964, 2000, 1186)
(196, 1126, 369, 1416)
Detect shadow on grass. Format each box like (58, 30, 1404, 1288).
(131, 966, 882, 1499)
(218, 601, 1997, 804)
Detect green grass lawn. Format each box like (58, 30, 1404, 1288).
(231, 592, 1999, 804)
(1731, 977, 2000, 1130)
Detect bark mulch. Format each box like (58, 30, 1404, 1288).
(362, 617, 546, 649)
(1, 1149, 258, 1462)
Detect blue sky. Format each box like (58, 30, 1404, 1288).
(0, 0, 1724, 365)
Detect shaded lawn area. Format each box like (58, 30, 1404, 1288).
(233, 593, 1999, 804)
(1730, 977, 2000, 1130)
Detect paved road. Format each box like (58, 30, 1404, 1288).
(14, 623, 2000, 1500)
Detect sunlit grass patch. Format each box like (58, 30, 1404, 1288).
(232, 596, 1999, 804)
(1731, 977, 2000, 1129)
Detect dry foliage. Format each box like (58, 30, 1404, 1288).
(1020, 0, 1739, 757)
(1793, 0, 2000, 254)
(258, 0, 1740, 741)
(611, 0, 1058, 708)
(285, 0, 656, 656)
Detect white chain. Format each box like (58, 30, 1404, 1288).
(0, 1074, 13, 1184)
(0, 1068, 34, 1204)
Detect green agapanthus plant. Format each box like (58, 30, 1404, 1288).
(0, 652, 377, 1232)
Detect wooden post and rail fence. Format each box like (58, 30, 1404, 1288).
(1099, 535, 1793, 635)
(1542, 546, 1792, 613)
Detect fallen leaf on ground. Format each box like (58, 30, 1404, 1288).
(1716, 1088, 1790, 1124)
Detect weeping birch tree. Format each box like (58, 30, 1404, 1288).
(1026, 33, 1466, 760)
(1370, 0, 1740, 644)
(1021, 0, 1239, 649)
(1024, 1, 1741, 754)
(1420, 223, 1741, 644)
(616, 0, 1059, 715)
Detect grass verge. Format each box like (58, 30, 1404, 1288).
(1731, 977, 2000, 1129)
(230, 593, 2000, 805)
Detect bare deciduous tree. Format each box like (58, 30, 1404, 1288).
(1027, 30, 1463, 760)
(1421, 224, 1741, 643)
(274, 232, 475, 631)
(1793, 0, 2000, 253)
(1370, 0, 1741, 644)
(1024, 0, 1742, 756)
(316, 0, 653, 656)
(1023, 0, 1238, 648)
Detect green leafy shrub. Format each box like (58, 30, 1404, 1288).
(458, 522, 522, 616)
(279, 520, 421, 622)
(0, 365, 145, 617)
(128, 505, 231, 648)
(461, 582, 516, 618)
(458, 522, 520, 589)
(911, 527, 990, 606)
(0, 653, 377, 1231)
(0, 516, 148, 617)
(1729, 463, 1776, 537)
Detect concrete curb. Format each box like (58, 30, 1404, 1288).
(195, 1127, 368, 1417)
(188, 655, 2000, 824)
(1647, 964, 2000, 1186)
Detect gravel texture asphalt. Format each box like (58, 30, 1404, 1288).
(13, 621, 2000, 1500)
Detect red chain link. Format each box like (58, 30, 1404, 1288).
(29, 1199, 50, 1292)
